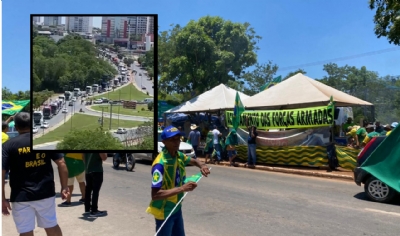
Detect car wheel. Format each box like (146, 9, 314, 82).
(113, 154, 120, 169)
(125, 153, 135, 171)
(364, 176, 396, 203)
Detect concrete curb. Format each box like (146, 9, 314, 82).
(203, 160, 354, 181)
(84, 106, 152, 121)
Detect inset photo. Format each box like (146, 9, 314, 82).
(31, 15, 156, 150)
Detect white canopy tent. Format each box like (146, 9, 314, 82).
(243, 73, 373, 109)
(166, 83, 250, 113)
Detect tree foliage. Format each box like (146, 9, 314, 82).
(158, 16, 261, 96)
(242, 61, 279, 96)
(283, 69, 307, 80)
(56, 128, 125, 150)
(33, 35, 117, 93)
(369, 0, 400, 45)
(318, 63, 400, 123)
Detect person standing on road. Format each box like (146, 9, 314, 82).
(147, 125, 210, 236)
(211, 125, 223, 164)
(225, 129, 239, 166)
(2, 114, 69, 236)
(83, 153, 107, 217)
(245, 117, 258, 168)
(187, 124, 201, 158)
(60, 153, 86, 206)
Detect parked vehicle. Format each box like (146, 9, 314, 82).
(112, 153, 135, 171)
(157, 130, 195, 159)
(353, 136, 399, 203)
(33, 127, 39, 134)
(116, 128, 127, 134)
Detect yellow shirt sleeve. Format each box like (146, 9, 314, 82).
(386, 130, 392, 136)
(2, 132, 9, 144)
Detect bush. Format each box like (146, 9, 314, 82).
(148, 102, 153, 111)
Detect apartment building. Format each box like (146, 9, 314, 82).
(66, 16, 93, 34)
(43, 16, 62, 26)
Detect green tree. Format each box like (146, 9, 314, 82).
(117, 53, 124, 60)
(56, 129, 125, 150)
(159, 16, 260, 96)
(369, 0, 400, 45)
(33, 35, 117, 93)
(242, 61, 279, 96)
(284, 69, 307, 80)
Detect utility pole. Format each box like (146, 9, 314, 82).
(118, 90, 121, 127)
(109, 102, 113, 130)
(99, 106, 108, 128)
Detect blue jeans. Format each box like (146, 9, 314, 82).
(213, 144, 222, 161)
(247, 144, 257, 165)
(155, 209, 185, 236)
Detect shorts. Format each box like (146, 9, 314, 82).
(11, 196, 58, 234)
(228, 150, 237, 158)
(67, 171, 85, 186)
(205, 147, 213, 155)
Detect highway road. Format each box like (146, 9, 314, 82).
(131, 61, 154, 96)
(3, 161, 400, 236)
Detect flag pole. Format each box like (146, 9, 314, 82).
(154, 167, 212, 236)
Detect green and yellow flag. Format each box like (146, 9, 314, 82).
(184, 172, 203, 184)
(2, 100, 30, 115)
(233, 92, 245, 130)
(64, 153, 85, 178)
(259, 76, 282, 91)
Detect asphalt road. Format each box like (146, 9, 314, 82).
(3, 161, 399, 236)
(131, 61, 154, 97)
(33, 81, 151, 139)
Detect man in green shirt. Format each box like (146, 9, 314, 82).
(342, 117, 354, 133)
(84, 153, 107, 217)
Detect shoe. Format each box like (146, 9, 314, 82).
(90, 211, 106, 217)
(60, 201, 71, 207)
(79, 198, 85, 203)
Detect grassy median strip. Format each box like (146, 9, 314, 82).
(92, 84, 151, 101)
(33, 113, 144, 145)
(90, 104, 153, 117)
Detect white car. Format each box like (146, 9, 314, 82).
(33, 127, 39, 133)
(157, 130, 195, 159)
(62, 108, 68, 113)
(116, 128, 127, 134)
(41, 122, 49, 129)
(72, 97, 77, 102)
(94, 99, 103, 104)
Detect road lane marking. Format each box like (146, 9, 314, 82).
(365, 208, 400, 217)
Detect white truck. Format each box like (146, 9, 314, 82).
(58, 95, 65, 104)
(86, 86, 92, 95)
(92, 84, 99, 93)
(33, 111, 43, 125)
(73, 88, 81, 97)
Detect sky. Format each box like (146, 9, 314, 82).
(3, 0, 400, 93)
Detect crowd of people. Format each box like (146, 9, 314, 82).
(343, 117, 398, 148)
(159, 115, 259, 168)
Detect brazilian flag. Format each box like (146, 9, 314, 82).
(2, 100, 30, 115)
(361, 125, 400, 192)
(184, 172, 203, 184)
(259, 76, 282, 91)
(232, 92, 245, 130)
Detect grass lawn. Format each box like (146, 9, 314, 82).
(93, 84, 151, 101)
(90, 104, 153, 117)
(33, 113, 144, 145)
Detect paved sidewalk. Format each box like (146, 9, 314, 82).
(195, 156, 354, 181)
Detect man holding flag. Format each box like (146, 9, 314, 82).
(147, 125, 210, 236)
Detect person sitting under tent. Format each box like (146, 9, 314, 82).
(385, 122, 398, 136)
(346, 124, 367, 148)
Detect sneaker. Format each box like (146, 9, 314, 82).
(60, 201, 71, 207)
(79, 198, 85, 203)
(90, 211, 106, 217)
